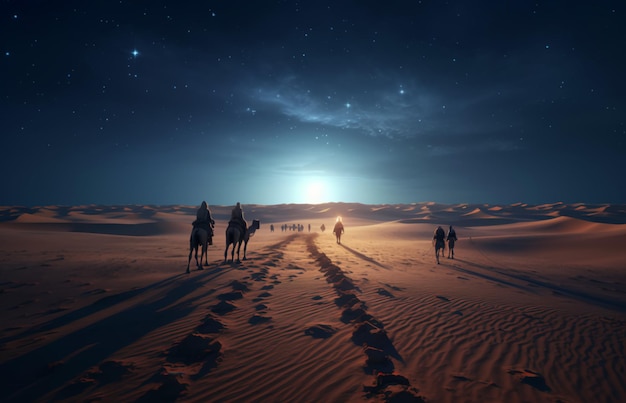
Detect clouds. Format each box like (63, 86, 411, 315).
(248, 74, 438, 139)
(2, 2, 625, 205)
(244, 70, 530, 161)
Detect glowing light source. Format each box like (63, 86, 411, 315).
(305, 180, 326, 204)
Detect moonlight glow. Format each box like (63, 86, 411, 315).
(302, 179, 329, 204)
(2, 3, 624, 206)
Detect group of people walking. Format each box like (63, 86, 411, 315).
(433, 225, 457, 264)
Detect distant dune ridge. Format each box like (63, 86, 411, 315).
(1, 202, 625, 402)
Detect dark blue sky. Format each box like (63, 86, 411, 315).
(2, 1, 625, 206)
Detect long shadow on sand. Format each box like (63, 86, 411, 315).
(447, 258, 626, 312)
(0, 268, 227, 402)
(339, 244, 390, 270)
(1, 275, 186, 345)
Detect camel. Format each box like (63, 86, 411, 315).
(224, 219, 260, 263)
(187, 227, 210, 273)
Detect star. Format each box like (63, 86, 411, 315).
(131, 49, 139, 57)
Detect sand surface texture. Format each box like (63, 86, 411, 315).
(1, 203, 625, 402)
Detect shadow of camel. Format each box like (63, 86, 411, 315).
(0, 269, 228, 402)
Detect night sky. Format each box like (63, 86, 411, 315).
(3, 1, 625, 206)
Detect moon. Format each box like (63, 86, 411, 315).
(304, 180, 327, 204)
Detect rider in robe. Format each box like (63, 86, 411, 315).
(446, 225, 457, 259)
(333, 217, 344, 244)
(230, 202, 248, 233)
(433, 226, 446, 255)
(193, 201, 215, 243)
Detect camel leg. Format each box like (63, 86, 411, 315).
(242, 240, 248, 260)
(187, 246, 193, 273)
(224, 244, 231, 263)
(198, 244, 206, 270)
(235, 241, 242, 263)
(230, 244, 234, 262)
(187, 232, 195, 273)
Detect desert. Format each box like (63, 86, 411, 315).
(1, 202, 625, 402)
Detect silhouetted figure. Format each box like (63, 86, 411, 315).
(308, 223, 311, 232)
(188, 201, 214, 272)
(333, 217, 344, 244)
(224, 219, 260, 263)
(433, 226, 446, 264)
(192, 201, 215, 243)
(270, 224, 274, 232)
(320, 224, 326, 232)
(447, 225, 457, 259)
(230, 202, 247, 234)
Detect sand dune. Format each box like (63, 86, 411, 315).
(461, 207, 500, 220)
(1, 202, 625, 402)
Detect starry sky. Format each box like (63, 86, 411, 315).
(2, 1, 625, 206)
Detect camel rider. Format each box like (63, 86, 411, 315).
(230, 202, 248, 233)
(193, 201, 215, 240)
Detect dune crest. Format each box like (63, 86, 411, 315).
(0, 202, 625, 402)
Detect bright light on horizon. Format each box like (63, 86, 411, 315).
(286, 174, 393, 204)
(280, 174, 338, 204)
(303, 179, 329, 204)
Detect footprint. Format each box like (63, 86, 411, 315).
(304, 324, 337, 339)
(217, 291, 244, 301)
(211, 301, 236, 315)
(376, 288, 394, 298)
(167, 334, 222, 365)
(229, 280, 249, 292)
(248, 314, 271, 325)
(196, 315, 225, 334)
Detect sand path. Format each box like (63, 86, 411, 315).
(1, 213, 625, 402)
